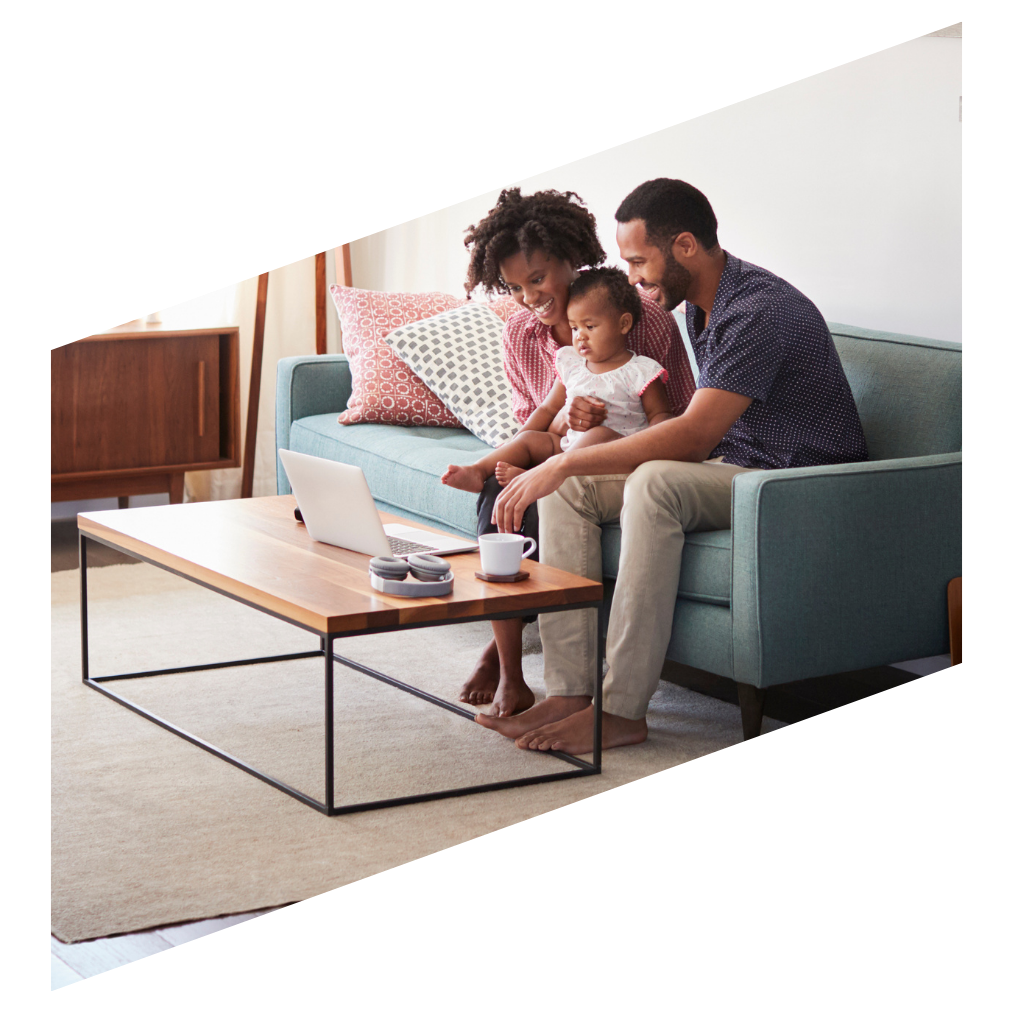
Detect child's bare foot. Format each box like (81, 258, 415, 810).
(488, 676, 535, 717)
(442, 463, 486, 493)
(459, 639, 500, 706)
(494, 462, 526, 485)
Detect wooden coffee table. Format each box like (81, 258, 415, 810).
(77, 495, 604, 815)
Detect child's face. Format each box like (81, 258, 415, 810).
(567, 288, 633, 362)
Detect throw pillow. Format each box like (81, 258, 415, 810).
(331, 286, 466, 427)
(382, 302, 522, 447)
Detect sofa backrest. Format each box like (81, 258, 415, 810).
(828, 323, 962, 460)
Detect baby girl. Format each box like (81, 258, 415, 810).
(442, 265, 673, 494)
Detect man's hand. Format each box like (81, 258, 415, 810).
(494, 457, 569, 533)
(566, 396, 607, 434)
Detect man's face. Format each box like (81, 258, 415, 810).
(616, 218, 693, 311)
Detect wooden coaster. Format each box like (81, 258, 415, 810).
(475, 570, 530, 583)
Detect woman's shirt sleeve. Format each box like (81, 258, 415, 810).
(630, 294, 697, 415)
(501, 315, 540, 425)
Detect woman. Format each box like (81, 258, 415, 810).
(458, 187, 696, 716)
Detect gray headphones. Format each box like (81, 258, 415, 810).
(368, 554, 454, 596)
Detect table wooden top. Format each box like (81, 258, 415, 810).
(78, 495, 602, 635)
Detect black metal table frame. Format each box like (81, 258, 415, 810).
(78, 531, 604, 816)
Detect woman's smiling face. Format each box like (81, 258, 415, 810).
(499, 249, 578, 330)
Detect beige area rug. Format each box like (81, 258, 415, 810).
(53, 563, 778, 942)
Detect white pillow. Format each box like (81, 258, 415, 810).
(382, 303, 520, 447)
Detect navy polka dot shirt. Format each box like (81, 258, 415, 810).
(685, 253, 868, 470)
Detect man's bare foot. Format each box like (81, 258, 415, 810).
(494, 462, 526, 485)
(459, 638, 500, 705)
(516, 706, 647, 755)
(442, 463, 487, 493)
(489, 676, 536, 717)
(476, 695, 590, 738)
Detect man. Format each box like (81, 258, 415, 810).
(476, 178, 868, 754)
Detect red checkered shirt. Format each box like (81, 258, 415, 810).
(501, 291, 696, 424)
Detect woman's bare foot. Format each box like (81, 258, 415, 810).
(494, 461, 526, 485)
(489, 675, 536, 717)
(476, 694, 590, 738)
(442, 463, 487, 493)
(516, 706, 648, 755)
(459, 638, 500, 706)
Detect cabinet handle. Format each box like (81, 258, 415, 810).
(197, 360, 205, 437)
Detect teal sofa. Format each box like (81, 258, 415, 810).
(276, 323, 961, 736)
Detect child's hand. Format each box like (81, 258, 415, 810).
(567, 395, 608, 433)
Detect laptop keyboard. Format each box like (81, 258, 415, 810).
(387, 536, 438, 557)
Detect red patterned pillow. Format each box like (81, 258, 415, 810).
(488, 294, 528, 322)
(330, 286, 524, 427)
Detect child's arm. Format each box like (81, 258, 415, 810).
(516, 380, 568, 435)
(640, 378, 674, 427)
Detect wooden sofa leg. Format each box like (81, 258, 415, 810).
(736, 683, 767, 740)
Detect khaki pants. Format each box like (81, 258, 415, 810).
(539, 459, 754, 720)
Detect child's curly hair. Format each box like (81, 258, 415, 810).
(567, 265, 642, 329)
(464, 188, 606, 295)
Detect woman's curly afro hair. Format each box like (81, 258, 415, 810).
(464, 188, 606, 295)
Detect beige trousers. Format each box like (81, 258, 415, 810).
(539, 459, 754, 720)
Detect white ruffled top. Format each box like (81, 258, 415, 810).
(555, 345, 668, 450)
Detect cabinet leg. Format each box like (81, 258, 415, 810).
(117, 497, 129, 509)
(168, 474, 185, 504)
(736, 682, 767, 740)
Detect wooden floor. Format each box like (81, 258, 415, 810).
(51, 910, 279, 989)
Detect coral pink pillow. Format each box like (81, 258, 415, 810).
(330, 286, 525, 427)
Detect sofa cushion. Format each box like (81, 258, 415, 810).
(602, 524, 731, 606)
(384, 302, 523, 448)
(829, 324, 961, 460)
(289, 414, 489, 538)
(330, 286, 466, 428)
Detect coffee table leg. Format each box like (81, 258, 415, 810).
(325, 633, 335, 814)
(79, 533, 90, 683)
(79, 585, 603, 814)
(593, 601, 604, 772)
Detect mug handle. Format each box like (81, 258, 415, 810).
(521, 537, 537, 560)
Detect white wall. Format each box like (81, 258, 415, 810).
(351, 34, 961, 342)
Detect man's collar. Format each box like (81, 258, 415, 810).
(686, 251, 738, 332)
(708, 251, 739, 322)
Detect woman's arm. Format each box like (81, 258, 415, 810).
(501, 319, 541, 426)
(640, 377, 674, 426)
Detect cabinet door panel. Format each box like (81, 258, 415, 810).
(52, 335, 221, 474)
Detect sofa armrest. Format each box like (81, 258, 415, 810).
(730, 453, 961, 687)
(275, 355, 352, 493)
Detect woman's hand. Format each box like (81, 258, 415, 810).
(494, 457, 569, 533)
(566, 396, 608, 433)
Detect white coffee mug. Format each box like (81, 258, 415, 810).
(478, 533, 537, 576)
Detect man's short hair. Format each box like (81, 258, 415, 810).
(567, 265, 642, 329)
(615, 178, 719, 251)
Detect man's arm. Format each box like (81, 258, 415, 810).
(494, 387, 753, 532)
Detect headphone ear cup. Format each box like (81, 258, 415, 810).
(406, 553, 451, 582)
(369, 556, 409, 581)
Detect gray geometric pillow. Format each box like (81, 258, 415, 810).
(382, 303, 520, 447)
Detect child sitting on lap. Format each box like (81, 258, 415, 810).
(442, 266, 673, 494)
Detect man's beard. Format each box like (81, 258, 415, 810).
(658, 250, 693, 311)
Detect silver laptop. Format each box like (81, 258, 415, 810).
(278, 448, 478, 558)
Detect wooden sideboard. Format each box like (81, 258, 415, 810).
(52, 323, 241, 504)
